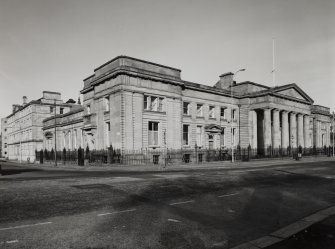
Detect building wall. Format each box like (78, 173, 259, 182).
(4, 93, 72, 162)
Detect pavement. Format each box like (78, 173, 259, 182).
(2, 155, 335, 173)
(0, 158, 335, 248)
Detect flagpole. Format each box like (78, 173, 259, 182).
(272, 38, 276, 87)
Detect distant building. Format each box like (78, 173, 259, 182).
(2, 92, 77, 161)
(42, 56, 332, 154)
(42, 105, 84, 151)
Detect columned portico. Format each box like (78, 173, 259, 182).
(297, 114, 304, 147)
(281, 111, 289, 148)
(303, 115, 310, 148)
(290, 112, 297, 148)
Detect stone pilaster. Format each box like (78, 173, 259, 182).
(273, 109, 281, 148)
(290, 112, 297, 148)
(281, 111, 289, 149)
(297, 114, 304, 147)
(303, 115, 310, 148)
(264, 108, 272, 148)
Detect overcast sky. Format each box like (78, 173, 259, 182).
(0, 0, 334, 119)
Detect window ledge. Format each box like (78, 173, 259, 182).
(209, 117, 216, 120)
(148, 146, 160, 149)
(144, 110, 166, 114)
(183, 114, 191, 117)
(196, 116, 204, 119)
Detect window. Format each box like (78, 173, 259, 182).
(87, 105, 91, 115)
(232, 128, 236, 146)
(220, 107, 226, 119)
(183, 125, 189, 146)
(197, 104, 203, 117)
(105, 97, 110, 112)
(183, 102, 191, 115)
(232, 109, 236, 121)
(105, 122, 110, 148)
(196, 126, 203, 146)
(60, 108, 64, 114)
(220, 128, 225, 147)
(209, 106, 215, 118)
(144, 95, 164, 112)
(148, 121, 159, 146)
(50, 106, 54, 113)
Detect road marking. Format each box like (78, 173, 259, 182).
(6, 240, 19, 244)
(168, 218, 181, 223)
(170, 200, 194, 206)
(218, 193, 239, 198)
(0, 222, 52, 231)
(97, 208, 136, 217)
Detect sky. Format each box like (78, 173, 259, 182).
(0, 0, 334, 119)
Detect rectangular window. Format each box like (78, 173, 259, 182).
(105, 122, 110, 148)
(209, 106, 215, 118)
(144, 95, 164, 112)
(105, 97, 110, 112)
(183, 102, 191, 115)
(197, 104, 203, 117)
(60, 108, 64, 114)
(151, 97, 158, 111)
(220, 128, 225, 147)
(183, 125, 189, 146)
(232, 128, 236, 146)
(220, 107, 226, 118)
(232, 109, 236, 121)
(148, 121, 159, 146)
(196, 126, 203, 146)
(50, 106, 54, 113)
(87, 105, 91, 115)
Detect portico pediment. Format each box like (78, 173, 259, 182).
(204, 124, 222, 133)
(272, 84, 313, 104)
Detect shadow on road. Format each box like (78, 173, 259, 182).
(0, 167, 42, 176)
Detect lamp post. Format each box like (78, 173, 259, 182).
(231, 69, 246, 163)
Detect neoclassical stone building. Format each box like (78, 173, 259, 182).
(69, 56, 331, 153)
(2, 92, 76, 161)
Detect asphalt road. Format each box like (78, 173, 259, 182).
(0, 160, 335, 249)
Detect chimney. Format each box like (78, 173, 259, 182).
(215, 72, 234, 89)
(23, 96, 27, 105)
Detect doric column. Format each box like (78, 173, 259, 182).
(281, 111, 289, 149)
(289, 112, 297, 148)
(249, 110, 258, 149)
(303, 115, 310, 148)
(315, 120, 321, 148)
(252, 110, 258, 149)
(264, 108, 272, 148)
(297, 114, 304, 147)
(273, 109, 280, 148)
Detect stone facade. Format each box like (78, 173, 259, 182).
(2, 92, 75, 161)
(42, 106, 84, 151)
(72, 56, 332, 153)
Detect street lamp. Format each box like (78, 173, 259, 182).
(231, 68, 246, 163)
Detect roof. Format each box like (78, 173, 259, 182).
(94, 55, 182, 72)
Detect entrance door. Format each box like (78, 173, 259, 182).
(208, 134, 214, 149)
